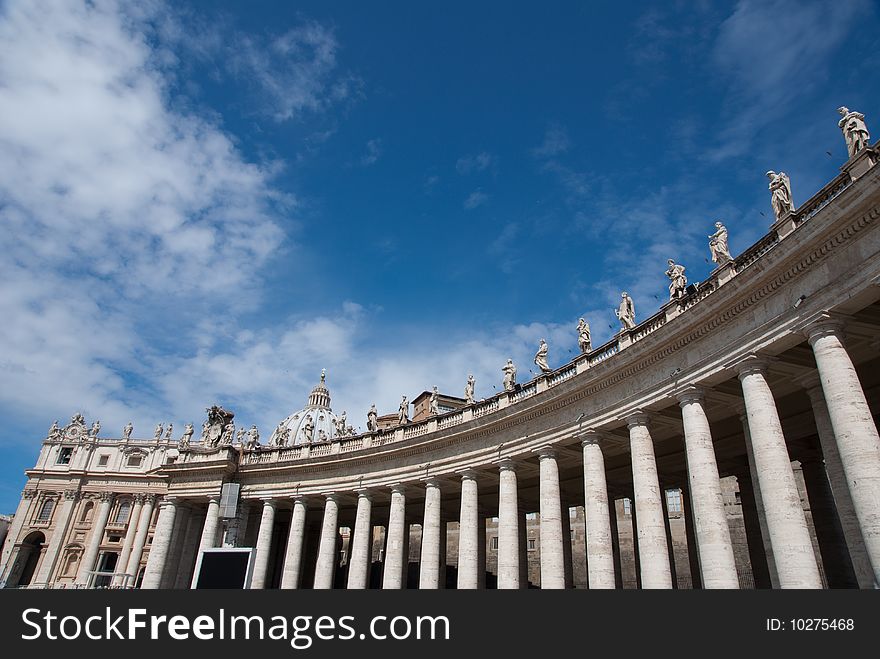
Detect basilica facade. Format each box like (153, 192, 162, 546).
(2, 112, 879, 590)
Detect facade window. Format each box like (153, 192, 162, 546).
(623, 498, 632, 516)
(491, 536, 498, 550)
(37, 499, 55, 521)
(126, 454, 143, 468)
(666, 489, 682, 513)
(97, 454, 109, 467)
(114, 500, 132, 524)
(527, 538, 537, 551)
(108, 535, 122, 543)
(80, 501, 95, 523)
(56, 448, 73, 465)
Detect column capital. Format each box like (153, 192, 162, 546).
(389, 483, 408, 496)
(158, 496, 180, 509)
(22, 488, 38, 500)
(580, 428, 603, 446)
(320, 492, 338, 504)
(354, 488, 373, 501)
(205, 494, 221, 504)
(533, 445, 558, 460)
(804, 317, 845, 346)
(99, 491, 116, 503)
(495, 457, 517, 472)
(675, 384, 706, 407)
(456, 468, 479, 481)
(259, 497, 278, 508)
(732, 354, 773, 380)
(64, 489, 80, 501)
(625, 411, 650, 428)
(421, 476, 443, 488)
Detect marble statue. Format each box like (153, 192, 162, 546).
(577, 318, 592, 353)
(281, 426, 291, 445)
(246, 425, 260, 449)
(272, 423, 285, 447)
(338, 411, 348, 436)
(430, 386, 440, 415)
(154, 423, 163, 440)
(236, 427, 246, 445)
(180, 423, 194, 449)
(200, 420, 210, 445)
(615, 292, 636, 330)
(502, 359, 517, 392)
(164, 423, 173, 440)
(220, 422, 234, 445)
(709, 221, 732, 265)
(48, 420, 61, 440)
(318, 429, 328, 442)
(465, 375, 476, 404)
(535, 339, 551, 373)
(367, 404, 378, 432)
(766, 171, 793, 220)
(88, 420, 100, 437)
(838, 107, 870, 158)
(204, 405, 234, 447)
(303, 416, 314, 442)
(122, 422, 133, 440)
(71, 412, 85, 426)
(666, 260, 688, 301)
(398, 396, 409, 425)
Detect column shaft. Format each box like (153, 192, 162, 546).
(419, 480, 442, 589)
(76, 494, 114, 585)
(141, 499, 178, 589)
(497, 461, 520, 589)
(627, 416, 673, 588)
(124, 495, 156, 585)
(679, 391, 739, 588)
(738, 361, 822, 588)
(809, 325, 880, 586)
(34, 492, 78, 584)
(457, 472, 479, 589)
(582, 435, 615, 588)
(538, 449, 566, 588)
(281, 498, 308, 589)
(314, 496, 340, 589)
(382, 487, 406, 589)
(347, 493, 372, 589)
(251, 500, 277, 589)
(114, 498, 143, 586)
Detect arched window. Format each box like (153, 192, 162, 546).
(114, 500, 132, 525)
(37, 499, 55, 522)
(80, 501, 95, 523)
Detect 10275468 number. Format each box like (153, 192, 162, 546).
(766, 618, 854, 631)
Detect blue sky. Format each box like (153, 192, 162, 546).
(0, 0, 878, 513)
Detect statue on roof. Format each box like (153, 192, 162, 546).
(122, 421, 133, 440)
(367, 404, 378, 432)
(616, 292, 636, 330)
(709, 221, 732, 265)
(430, 387, 440, 415)
(180, 423, 194, 449)
(204, 405, 234, 447)
(303, 415, 315, 442)
(398, 396, 409, 425)
(535, 339, 551, 374)
(766, 171, 793, 220)
(164, 423, 173, 440)
(502, 359, 517, 392)
(465, 375, 476, 404)
(48, 420, 62, 440)
(838, 106, 870, 158)
(577, 318, 592, 353)
(246, 425, 260, 449)
(666, 260, 687, 301)
(154, 423, 164, 440)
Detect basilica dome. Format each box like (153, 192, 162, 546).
(268, 370, 340, 446)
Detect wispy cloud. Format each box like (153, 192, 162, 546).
(464, 189, 489, 209)
(360, 138, 382, 165)
(456, 151, 495, 174)
(531, 124, 570, 158)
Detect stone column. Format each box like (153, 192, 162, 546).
(250, 499, 277, 589)
(582, 432, 615, 588)
(35, 490, 79, 585)
(159, 503, 191, 589)
(740, 411, 778, 588)
(799, 455, 858, 588)
(313, 495, 339, 589)
(124, 494, 156, 585)
(477, 512, 487, 589)
(281, 497, 308, 589)
(518, 510, 529, 589)
(114, 495, 144, 586)
(736, 357, 822, 588)
(383, 485, 407, 589)
(678, 388, 739, 588)
(803, 378, 877, 588)
(537, 447, 566, 589)
(419, 479, 442, 589)
(496, 459, 520, 589)
(76, 492, 115, 585)
(141, 498, 179, 589)
(560, 504, 573, 589)
(347, 492, 372, 589)
(627, 414, 673, 588)
(457, 470, 480, 589)
(439, 517, 448, 588)
(196, 496, 221, 559)
(807, 321, 880, 586)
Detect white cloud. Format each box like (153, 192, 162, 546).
(0, 0, 288, 440)
(531, 124, 570, 158)
(456, 151, 494, 174)
(464, 189, 489, 209)
(360, 138, 383, 166)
